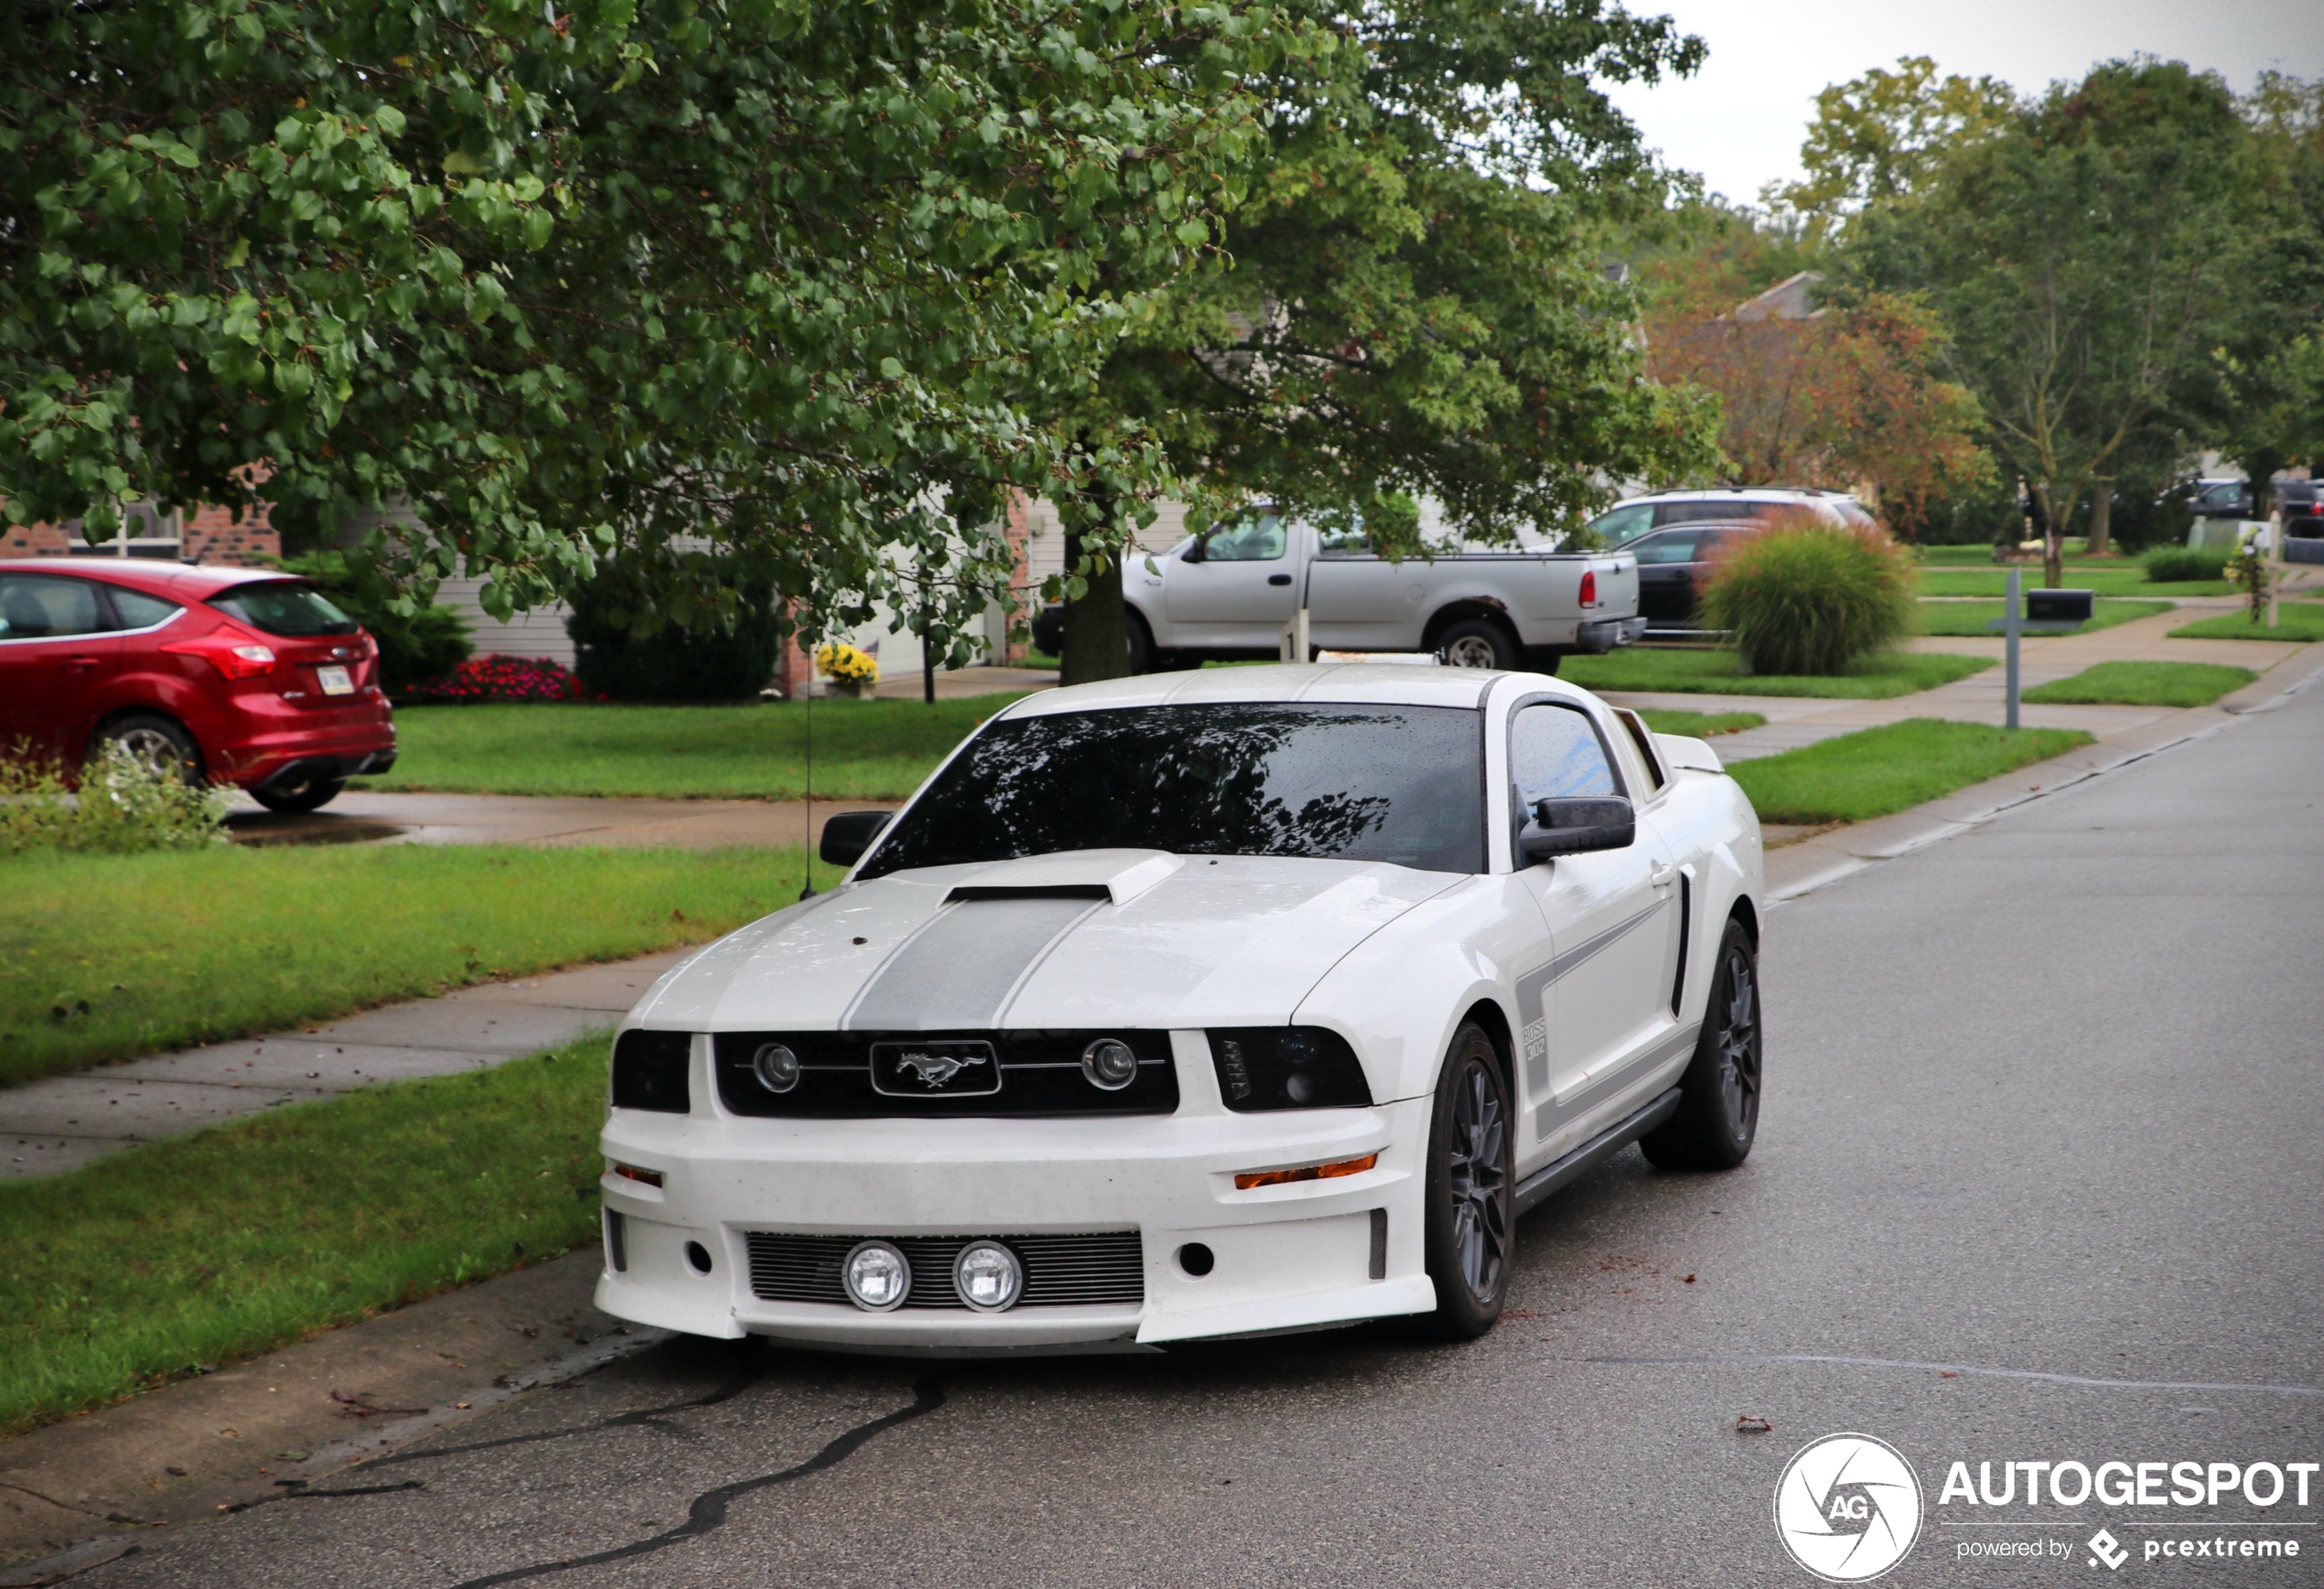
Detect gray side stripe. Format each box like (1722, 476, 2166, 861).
(1513, 896, 1671, 1090)
(1533, 1020, 1701, 1142)
(844, 896, 1102, 1032)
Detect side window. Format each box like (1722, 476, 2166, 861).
(1609, 707, 1667, 795)
(108, 586, 182, 630)
(1588, 504, 1652, 546)
(1202, 514, 1289, 563)
(1510, 703, 1620, 811)
(1631, 531, 1702, 565)
(0, 574, 107, 639)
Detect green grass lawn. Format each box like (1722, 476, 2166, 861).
(1916, 568, 2229, 598)
(2168, 605, 2324, 641)
(2022, 660, 2257, 707)
(0, 1033, 609, 1435)
(0, 844, 844, 1088)
(1561, 648, 1993, 699)
(1636, 708, 1767, 736)
(355, 694, 1028, 801)
(1914, 598, 2172, 636)
(1729, 720, 2093, 825)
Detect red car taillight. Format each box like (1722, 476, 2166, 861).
(162, 627, 278, 680)
(1579, 569, 1598, 607)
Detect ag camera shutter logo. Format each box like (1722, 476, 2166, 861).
(1773, 1433, 1924, 1582)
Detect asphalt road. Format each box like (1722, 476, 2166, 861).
(89, 676, 2324, 1589)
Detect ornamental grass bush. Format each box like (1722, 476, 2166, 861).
(0, 744, 231, 856)
(1695, 514, 1916, 677)
(2141, 545, 2229, 584)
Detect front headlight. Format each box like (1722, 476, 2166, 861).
(1206, 1027, 1372, 1111)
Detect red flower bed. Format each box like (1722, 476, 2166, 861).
(397, 654, 585, 704)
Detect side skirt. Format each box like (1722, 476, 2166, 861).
(1512, 1086, 1684, 1218)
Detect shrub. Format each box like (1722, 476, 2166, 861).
(2141, 545, 2228, 584)
(272, 552, 472, 692)
(0, 744, 231, 855)
(565, 562, 782, 703)
(1695, 516, 1917, 676)
(397, 655, 583, 704)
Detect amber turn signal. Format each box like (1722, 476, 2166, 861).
(1233, 1153, 1377, 1190)
(609, 1162, 664, 1188)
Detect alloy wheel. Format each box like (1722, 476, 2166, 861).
(1443, 636, 1500, 669)
(110, 727, 188, 778)
(1446, 1059, 1510, 1304)
(1716, 947, 1760, 1141)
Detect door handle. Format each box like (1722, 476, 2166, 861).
(61, 657, 102, 673)
(1267, 574, 1293, 586)
(1649, 861, 1676, 890)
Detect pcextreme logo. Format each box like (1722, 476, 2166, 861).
(1773, 1433, 1925, 1583)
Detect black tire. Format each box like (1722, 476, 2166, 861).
(1125, 609, 1156, 675)
(1420, 1023, 1513, 1339)
(91, 712, 204, 784)
(1522, 648, 1565, 677)
(1640, 918, 1761, 1171)
(1436, 617, 1520, 671)
(249, 775, 348, 814)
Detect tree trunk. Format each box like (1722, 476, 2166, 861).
(2087, 481, 2112, 558)
(2033, 486, 2063, 590)
(1059, 522, 1129, 687)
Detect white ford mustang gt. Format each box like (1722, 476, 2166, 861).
(595, 663, 1763, 1350)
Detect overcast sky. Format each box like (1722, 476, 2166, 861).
(1605, 0, 2324, 206)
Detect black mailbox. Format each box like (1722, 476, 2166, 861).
(2026, 588, 2094, 623)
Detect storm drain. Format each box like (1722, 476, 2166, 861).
(744, 1231, 1144, 1308)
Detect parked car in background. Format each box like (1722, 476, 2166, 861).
(1629, 521, 1757, 629)
(2277, 479, 2322, 534)
(595, 662, 1765, 1350)
(1585, 488, 1873, 548)
(1029, 508, 1643, 674)
(2186, 478, 2252, 521)
(0, 559, 395, 811)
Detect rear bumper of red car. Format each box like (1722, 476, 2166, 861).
(210, 700, 397, 790)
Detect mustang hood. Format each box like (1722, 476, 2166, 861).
(633, 850, 1459, 1033)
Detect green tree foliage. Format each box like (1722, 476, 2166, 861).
(1846, 60, 2259, 588)
(565, 560, 782, 703)
(1772, 55, 2017, 231)
(3, 0, 1294, 655)
(1048, 0, 1727, 681)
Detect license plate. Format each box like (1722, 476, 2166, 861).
(317, 665, 354, 695)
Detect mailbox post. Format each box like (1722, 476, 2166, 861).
(2005, 566, 2021, 730)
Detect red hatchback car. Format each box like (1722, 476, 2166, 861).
(0, 558, 395, 812)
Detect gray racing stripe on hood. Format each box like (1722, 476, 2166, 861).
(843, 894, 1103, 1032)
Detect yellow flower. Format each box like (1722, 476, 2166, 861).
(815, 642, 879, 682)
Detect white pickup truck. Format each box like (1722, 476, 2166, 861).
(1032, 510, 1645, 673)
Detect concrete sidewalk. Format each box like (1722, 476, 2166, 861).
(1598, 592, 2314, 765)
(3, 953, 685, 1180)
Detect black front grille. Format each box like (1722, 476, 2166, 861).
(714, 1030, 1177, 1117)
(745, 1231, 1145, 1309)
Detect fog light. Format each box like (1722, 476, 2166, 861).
(752, 1042, 801, 1093)
(843, 1240, 911, 1311)
(952, 1241, 1024, 1312)
(1081, 1037, 1139, 1090)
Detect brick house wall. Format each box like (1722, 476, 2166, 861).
(3, 499, 280, 566)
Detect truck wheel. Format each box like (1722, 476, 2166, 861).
(1522, 648, 1565, 677)
(1436, 617, 1519, 671)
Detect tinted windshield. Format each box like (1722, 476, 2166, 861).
(861, 703, 1486, 877)
(207, 581, 358, 637)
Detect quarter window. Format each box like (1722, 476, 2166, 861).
(1510, 703, 1619, 807)
(0, 574, 106, 639)
(107, 587, 181, 629)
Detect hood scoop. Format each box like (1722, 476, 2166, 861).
(941, 849, 1183, 907)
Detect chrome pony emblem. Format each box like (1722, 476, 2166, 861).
(869, 1040, 1001, 1097)
(895, 1050, 985, 1088)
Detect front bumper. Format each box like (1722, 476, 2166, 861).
(1574, 616, 1649, 653)
(594, 1036, 1436, 1351)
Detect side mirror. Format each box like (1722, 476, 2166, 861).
(819, 810, 892, 867)
(1181, 538, 1207, 564)
(1519, 796, 1635, 862)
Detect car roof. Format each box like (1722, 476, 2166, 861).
(997, 662, 1598, 719)
(0, 557, 297, 600)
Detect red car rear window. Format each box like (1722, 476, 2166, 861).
(207, 581, 358, 638)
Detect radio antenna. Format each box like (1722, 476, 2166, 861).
(800, 624, 816, 901)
